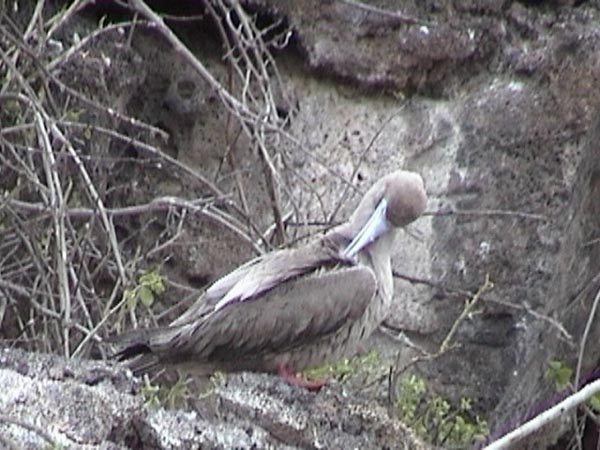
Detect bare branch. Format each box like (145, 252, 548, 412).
(392, 270, 573, 342)
(483, 377, 600, 450)
(35, 111, 72, 357)
(439, 273, 493, 353)
(128, 0, 254, 121)
(574, 273, 600, 393)
(339, 0, 423, 24)
(329, 106, 408, 223)
(8, 196, 212, 219)
(426, 207, 547, 221)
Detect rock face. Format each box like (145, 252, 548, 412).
(1, 0, 600, 449)
(0, 348, 426, 449)
(250, 0, 505, 95)
(250, 1, 600, 442)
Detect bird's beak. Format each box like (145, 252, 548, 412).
(342, 198, 390, 258)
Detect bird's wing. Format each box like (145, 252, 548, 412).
(170, 239, 346, 327)
(116, 265, 377, 368)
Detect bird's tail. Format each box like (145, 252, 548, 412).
(105, 325, 188, 374)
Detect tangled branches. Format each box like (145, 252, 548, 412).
(0, 0, 298, 358)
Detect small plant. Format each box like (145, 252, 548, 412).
(44, 444, 65, 450)
(162, 376, 191, 409)
(395, 374, 488, 447)
(141, 375, 190, 409)
(545, 359, 573, 390)
(396, 374, 426, 425)
(141, 378, 161, 408)
(303, 350, 382, 382)
(124, 269, 166, 311)
(544, 359, 600, 413)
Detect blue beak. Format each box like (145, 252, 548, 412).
(342, 198, 390, 258)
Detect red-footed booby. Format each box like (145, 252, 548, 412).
(110, 170, 427, 390)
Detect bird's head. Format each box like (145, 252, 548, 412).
(342, 170, 427, 258)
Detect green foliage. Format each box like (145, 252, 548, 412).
(588, 392, 600, 412)
(123, 269, 166, 311)
(141, 378, 161, 408)
(209, 371, 226, 387)
(545, 359, 573, 389)
(193, 371, 227, 400)
(162, 377, 191, 409)
(302, 353, 487, 446)
(63, 108, 85, 122)
(1, 98, 22, 118)
(43, 444, 65, 450)
(396, 374, 426, 422)
(395, 374, 488, 447)
(544, 359, 600, 414)
(141, 376, 190, 409)
(303, 350, 381, 382)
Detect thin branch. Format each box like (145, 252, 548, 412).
(339, 0, 423, 24)
(490, 296, 573, 343)
(575, 274, 600, 393)
(329, 106, 407, 223)
(8, 196, 212, 219)
(392, 269, 573, 342)
(392, 269, 470, 295)
(582, 236, 600, 248)
(46, 21, 148, 71)
(483, 377, 600, 450)
(128, 0, 254, 122)
(35, 111, 72, 357)
(60, 120, 267, 248)
(128, 0, 295, 246)
(52, 124, 128, 289)
(427, 207, 547, 221)
(384, 275, 495, 411)
(439, 273, 493, 353)
(0, 23, 169, 140)
(45, 0, 89, 39)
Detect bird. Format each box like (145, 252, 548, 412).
(109, 170, 427, 390)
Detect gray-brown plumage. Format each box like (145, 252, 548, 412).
(110, 170, 427, 383)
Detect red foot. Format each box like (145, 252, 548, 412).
(277, 364, 327, 392)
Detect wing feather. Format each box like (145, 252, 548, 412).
(171, 265, 377, 362)
(170, 239, 345, 326)
(110, 236, 362, 371)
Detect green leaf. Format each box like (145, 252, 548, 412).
(545, 360, 572, 389)
(588, 393, 600, 412)
(302, 350, 380, 381)
(124, 289, 137, 310)
(141, 380, 161, 408)
(140, 270, 165, 294)
(138, 285, 154, 307)
(460, 397, 472, 412)
(395, 374, 488, 446)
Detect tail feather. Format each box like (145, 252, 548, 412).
(121, 353, 161, 374)
(106, 325, 188, 374)
(113, 342, 152, 361)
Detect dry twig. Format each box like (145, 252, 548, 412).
(483, 377, 600, 450)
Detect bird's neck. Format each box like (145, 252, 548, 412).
(325, 223, 397, 294)
(369, 233, 396, 293)
(354, 230, 395, 299)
